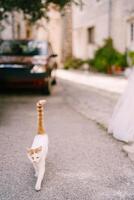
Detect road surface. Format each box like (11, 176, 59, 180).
(0, 81, 134, 200)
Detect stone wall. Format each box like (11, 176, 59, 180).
(62, 7, 72, 61)
(0, 7, 73, 66)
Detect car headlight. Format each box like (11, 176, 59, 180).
(30, 65, 46, 73)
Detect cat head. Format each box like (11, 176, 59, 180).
(27, 146, 42, 163)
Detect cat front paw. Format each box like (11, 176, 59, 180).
(35, 185, 41, 191)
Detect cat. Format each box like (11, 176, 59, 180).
(27, 100, 48, 191)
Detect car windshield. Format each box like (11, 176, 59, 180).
(0, 64, 25, 68)
(0, 40, 48, 56)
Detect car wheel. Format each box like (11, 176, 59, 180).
(42, 78, 52, 95)
(51, 78, 57, 85)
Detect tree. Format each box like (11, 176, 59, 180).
(0, 0, 77, 23)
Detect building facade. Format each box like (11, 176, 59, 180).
(0, 7, 72, 66)
(72, 0, 134, 59)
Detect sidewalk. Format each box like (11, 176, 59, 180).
(56, 69, 128, 94)
(56, 69, 128, 129)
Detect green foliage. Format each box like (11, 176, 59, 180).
(115, 53, 127, 70)
(128, 51, 134, 65)
(45, 0, 72, 9)
(0, 0, 79, 23)
(89, 38, 127, 73)
(0, 0, 47, 22)
(64, 57, 84, 69)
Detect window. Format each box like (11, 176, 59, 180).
(130, 23, 134, 41)
(17, 24, 21, 39)
(26, 21, 32, 39)
(87, 27, 95, 44)
(26, 29, 31, 39)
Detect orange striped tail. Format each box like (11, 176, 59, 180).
(36, 100, 46, 134)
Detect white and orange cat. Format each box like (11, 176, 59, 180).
(27, 100, 48, 191)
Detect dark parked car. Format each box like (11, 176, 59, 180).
(0, 40, 57, 94)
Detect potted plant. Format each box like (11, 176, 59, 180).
(88, 38, 128, 74)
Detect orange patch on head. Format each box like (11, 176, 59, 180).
(27, 149, 34, 155)
(36, 146, 42, 153)
(27, 146, 42, 155)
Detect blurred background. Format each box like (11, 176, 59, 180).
(1, 0, 134, 70)
(1, 0, 134, 94)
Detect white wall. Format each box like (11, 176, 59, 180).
(72, 0, 134, 59)
(0, 14, 13, 39)
(72, 0, 110, 59)
(0, 12, 27, 39)
(47, 9, 63, 65)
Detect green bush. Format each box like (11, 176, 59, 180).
(88, 38, 127, 73)
(115, 53, 127, 68)
(128, 51, 134, 65)
(64, 57, 84, 70)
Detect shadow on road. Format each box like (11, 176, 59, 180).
(0, 88, 48, 96)
(0, 88, 48, 127)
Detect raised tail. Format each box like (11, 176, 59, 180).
(36, 100, 46, 134)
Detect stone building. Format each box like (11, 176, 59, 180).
(72, 0, 134, 59)
(0, 7, 72, 66)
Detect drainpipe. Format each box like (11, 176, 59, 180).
(60, 11, 65, 64)
(108, 0, 112, 37)
(11, 12, 16, 39)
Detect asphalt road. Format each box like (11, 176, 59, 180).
(1, 82, 134, 200)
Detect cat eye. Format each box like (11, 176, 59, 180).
(36, 157, 39, 159)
